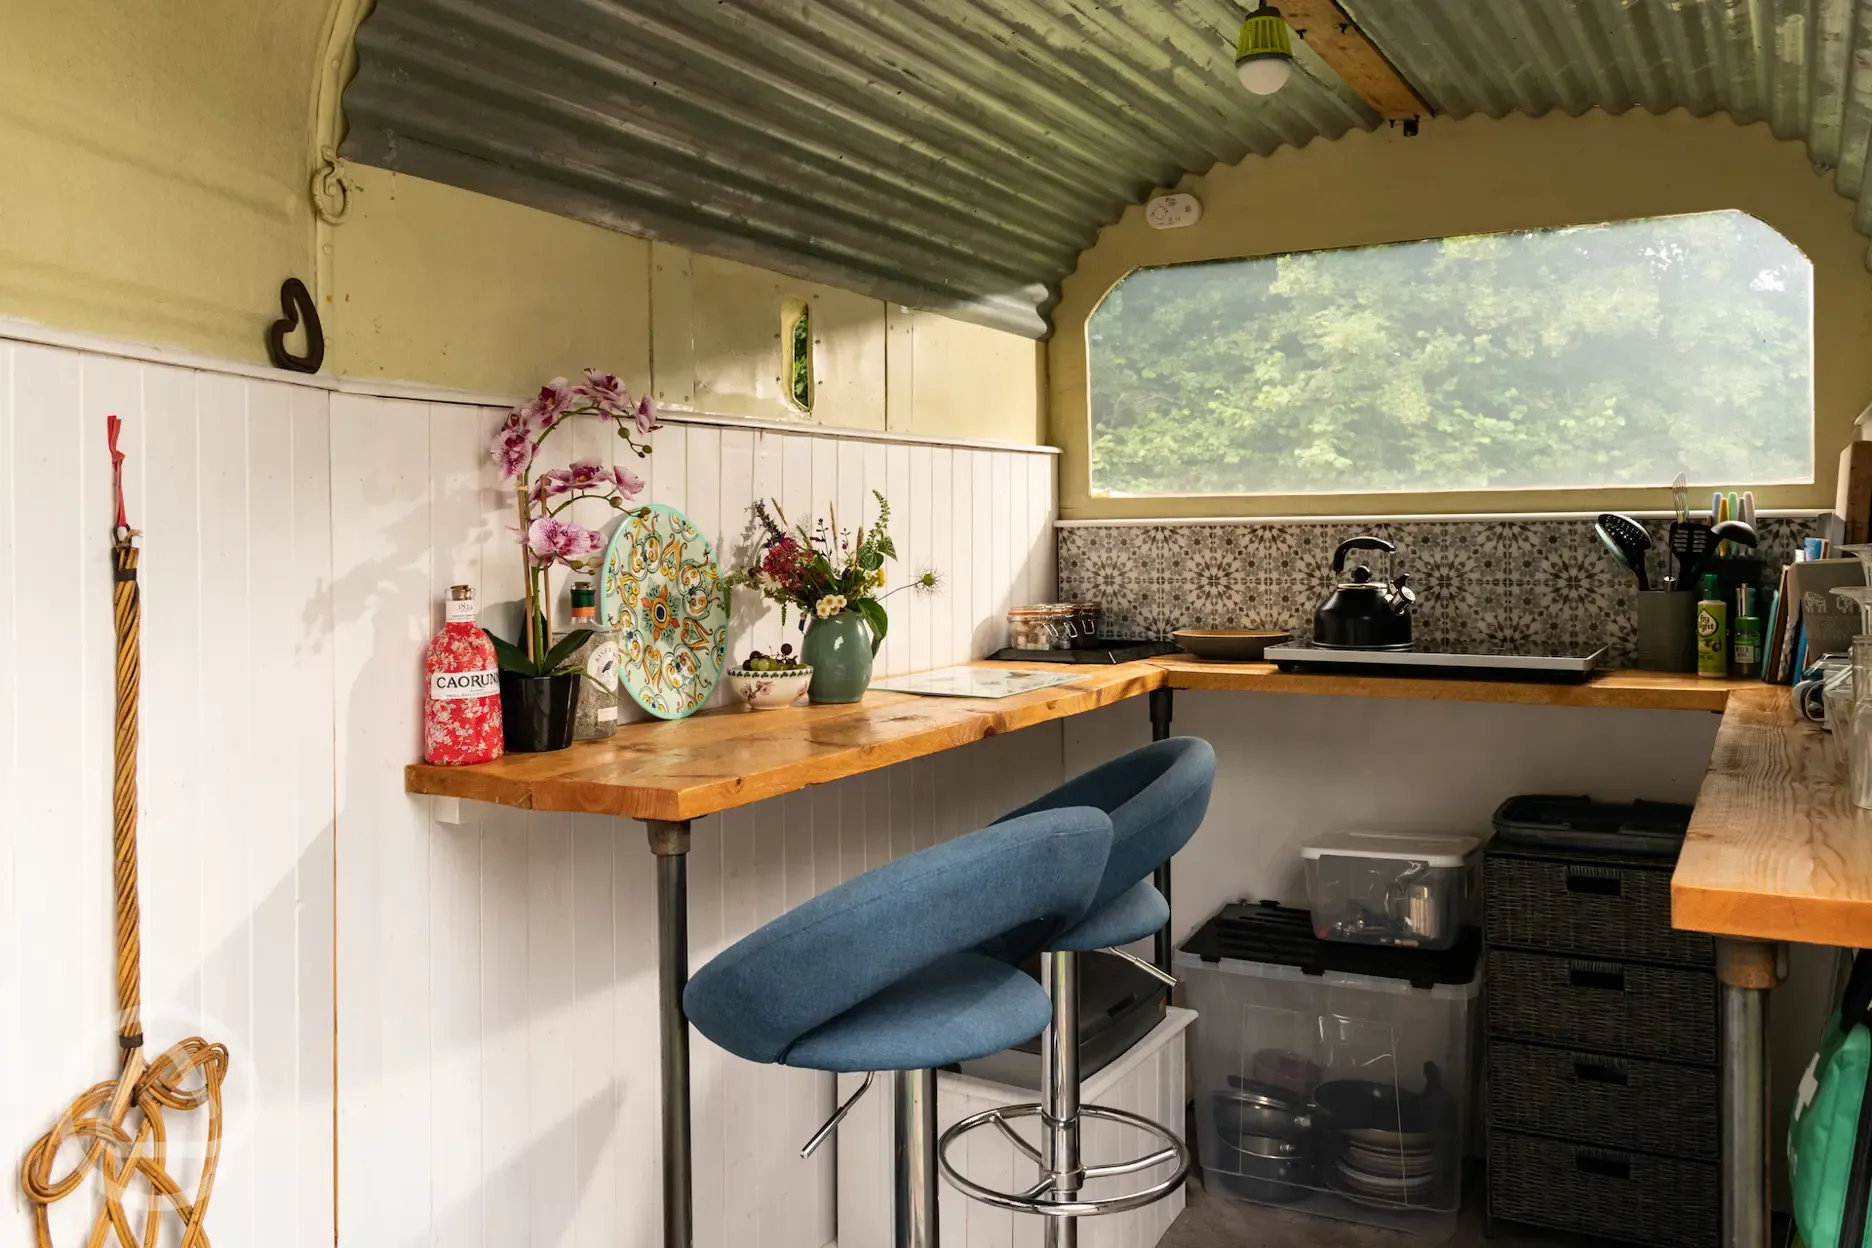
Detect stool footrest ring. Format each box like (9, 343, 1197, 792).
(937, 1102, 1189, 1218)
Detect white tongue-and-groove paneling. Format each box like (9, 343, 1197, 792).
(0, 340, 337, 1247)
(0, 327, 1062, 1248)
(331, 398, 1062, 1248)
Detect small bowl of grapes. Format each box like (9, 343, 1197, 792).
(726, 645, 813, 710)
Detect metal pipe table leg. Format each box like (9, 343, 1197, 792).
(648, 819, 694, 1248)
(1148, 687, 1174, 974)
(893, 1068, 940, 1248)
(1715, 938, 1785, 1248)
(1042, 950, 1083, 1248)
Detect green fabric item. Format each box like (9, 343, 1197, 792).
(1791, 1010, 1872, 1248)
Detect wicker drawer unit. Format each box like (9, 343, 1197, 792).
(1488, 1130, 1719, 1248)
(1482, 814, 1717, 1247)
(1487, 1040, 1719, 1160)
(1484, 851, 1713, 967)
(1485, 949, 1717, 1064)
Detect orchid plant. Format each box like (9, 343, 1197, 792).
(725, 491, 940, 650)
(487, 369, 661, 676)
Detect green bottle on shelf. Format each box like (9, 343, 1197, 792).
(1696, 574, 1728, 679)
(1732, 586, 1761, 678)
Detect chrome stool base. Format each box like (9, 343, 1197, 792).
(936, 1102, 1190, 1218)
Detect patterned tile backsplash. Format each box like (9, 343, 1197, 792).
(1056, 516, 1826, 668)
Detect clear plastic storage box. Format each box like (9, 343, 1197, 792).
(1178, 901, 1482, 1242)
(1302, 829, 1481, 949)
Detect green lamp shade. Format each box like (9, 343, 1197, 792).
(1235, 5, 1295, 95)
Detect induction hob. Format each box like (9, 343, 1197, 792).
(1264, 639, 1608, 683)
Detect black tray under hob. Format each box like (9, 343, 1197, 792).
(991, 640, 1179, 665)
(951, 950, 1167, 1089)
(1265, 639, 1607, 684)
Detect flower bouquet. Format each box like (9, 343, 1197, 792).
(485, 370, 660, 748)
(727, 491, 938, 702)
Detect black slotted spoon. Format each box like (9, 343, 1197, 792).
(1596, 513, 1652, 591)
(1667, 522, 1713, 590)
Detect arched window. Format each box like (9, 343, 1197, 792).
(1087, 210, 1813, 498)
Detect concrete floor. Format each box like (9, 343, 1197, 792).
(1158, 1171, 1572, 1248)
(1160, 1172, 1795, 1248)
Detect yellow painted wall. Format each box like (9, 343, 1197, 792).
(0, 0, 328, 355)
(1052, 109, 1872, 519)
(326, 164, 656, 400)
(0, 1, 1044, 445)
(328, 166, 1045, 442)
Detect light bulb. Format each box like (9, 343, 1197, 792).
(1236, 57, 1293, 95)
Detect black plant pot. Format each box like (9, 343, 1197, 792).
(499, 670, 582, 754)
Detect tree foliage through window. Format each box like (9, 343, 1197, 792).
(1088, 211, 1813, 497)
(789, 302, 813, 412)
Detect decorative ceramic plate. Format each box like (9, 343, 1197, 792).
(596, 504, 728, 720)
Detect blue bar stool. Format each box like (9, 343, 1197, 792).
(940, 737, 1217, 1246)
(683, 806, 1115, 1248)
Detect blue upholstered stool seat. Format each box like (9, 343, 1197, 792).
(995, 736, 1215, 954)
(786, 951, 1052, 1073)
(1052, 878, 1168, 952)
(684, 806, 1113, 1075)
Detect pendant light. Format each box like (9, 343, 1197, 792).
(1235, 4, 1295, 95)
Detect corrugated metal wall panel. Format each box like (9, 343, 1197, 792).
(1341, 0, 1872, 243)
(340, 0, 1374, 338)
(342, 0, 1872, 333)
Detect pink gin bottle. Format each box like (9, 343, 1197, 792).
(424, 585, 504, 765)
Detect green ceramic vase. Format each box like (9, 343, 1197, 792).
(802, 609, 879, 704)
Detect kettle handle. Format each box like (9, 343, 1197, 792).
(1331, 535, 1396, 573)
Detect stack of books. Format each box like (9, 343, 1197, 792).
(1761, 542, 1864, 683)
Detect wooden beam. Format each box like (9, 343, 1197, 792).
(1278, 0, 1429, 121)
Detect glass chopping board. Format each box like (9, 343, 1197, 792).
(870, 666, 1081, 699)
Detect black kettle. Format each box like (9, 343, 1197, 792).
(1314, 536, 1416, 651)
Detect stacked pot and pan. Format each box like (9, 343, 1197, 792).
(1209, 1059, 1450, 1208)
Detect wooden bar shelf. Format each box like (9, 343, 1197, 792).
(408, 658, 1750, 822)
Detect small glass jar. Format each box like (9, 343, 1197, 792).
(1065, 602, 1103, 649)
(1008, 605, 1076, 650)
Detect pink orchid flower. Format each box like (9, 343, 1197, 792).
(522, 378, 576, 433)
(568, 457, 609, 488)
(492, 426, 534, 481)
(635, 395, 662, 437)
(577, 369, 631, 415)
(527, 516, 603, 566)
(611, 464, 647, 498)
(529, 467, 572, 503)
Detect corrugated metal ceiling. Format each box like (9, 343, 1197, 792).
(1340, 0, 1872, 238)
(342, 0, 1872, 338)
(339, 0, 1375, 337)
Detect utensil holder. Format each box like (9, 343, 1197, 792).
(1636, 591, 1697, 673)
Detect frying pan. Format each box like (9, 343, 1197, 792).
(1312, 1077, 1436, 1149)
(1214, 1080, 1315, 1142)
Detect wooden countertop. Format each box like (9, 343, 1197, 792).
(405, 662, 1163, 822)
(408, 644, 1872, 946)
(408, 658, 1745, 823)
(1155, 658, 1751, 712)
(1673, 686, 1872, 946)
